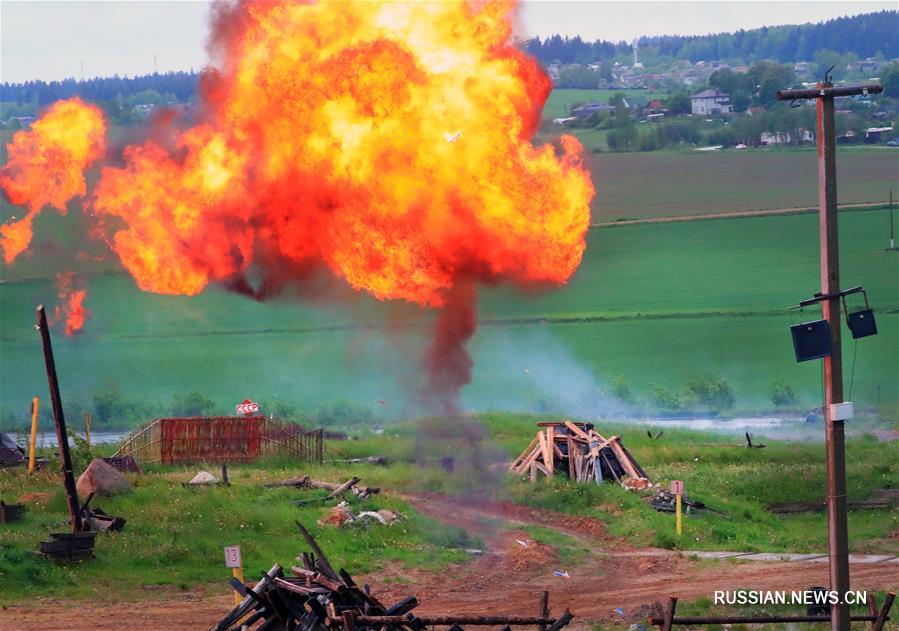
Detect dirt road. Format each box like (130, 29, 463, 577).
(3, 493, 896, 630)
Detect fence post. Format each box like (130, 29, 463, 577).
(662, 597, 678, 631)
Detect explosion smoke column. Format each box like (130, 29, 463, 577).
(1, 0, 594, 406)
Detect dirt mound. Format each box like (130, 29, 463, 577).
(505, 532, 557, 571)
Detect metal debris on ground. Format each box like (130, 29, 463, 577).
(649, 488, 729, 519)
(210, 521, 574, 631)
(509, 421, 650, 488)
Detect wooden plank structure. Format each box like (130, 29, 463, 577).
(114, 417, 323, 465)
(210, 522, 574, 631)
(509, 421, 650, 488)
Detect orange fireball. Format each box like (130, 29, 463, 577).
(0, 98, 106, 264)
(88, 0, 593, 305)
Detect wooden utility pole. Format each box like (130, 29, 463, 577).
(35, 305, 82, 532)
(777, 80, 882, 631)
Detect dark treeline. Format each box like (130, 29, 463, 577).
(0, 70, 200, 108)
(524, 11, 898, 65)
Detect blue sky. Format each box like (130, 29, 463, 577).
(1, 1, 894, 83)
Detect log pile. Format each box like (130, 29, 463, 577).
(264, 475, 381, 502)
(211, 521, 573, 631)
(509, 421, 650, 488)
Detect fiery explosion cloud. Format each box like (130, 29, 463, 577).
(1, 0, 594, 408)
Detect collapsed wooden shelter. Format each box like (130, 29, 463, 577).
(114, 417, 323, 465)
(509, 421, 650, 487)
(211, 522, 573, 631)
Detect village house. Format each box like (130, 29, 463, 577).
(691, 89, 732, 115)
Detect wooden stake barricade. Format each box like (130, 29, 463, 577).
(210, 522, 574, 631)
(509, 421, 650, 489)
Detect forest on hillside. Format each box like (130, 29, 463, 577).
(523, 10, 898, 65)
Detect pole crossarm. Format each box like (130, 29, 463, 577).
(790, 286, 865, 309)
(776, 83, 882, 101)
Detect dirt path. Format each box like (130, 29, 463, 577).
(592, 201, 887, 228)
(3, 492, 897, 630)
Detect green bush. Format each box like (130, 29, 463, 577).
(171, 390, 218, 417)
(685, 377, 736, 411)
(770, 376, 797, 407)
(611, 376, 633, 402)
(651, 386, 682, 412)
(315, 401, 374, 428)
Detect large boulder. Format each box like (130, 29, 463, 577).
(187, 470, 218, 485)
(76, 458, 132, 499)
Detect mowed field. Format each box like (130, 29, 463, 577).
(586, 148, 899, 220)
(1, 209, 896, 423)
(541, 88, 667, 119)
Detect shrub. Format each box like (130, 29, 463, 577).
(651, 386, 681, 412)
(315, 401, 374, 428)
(171, 390, 218, 417)
(685, 377, 736, 411)
(611, 376, 633, 402)
(770, 377, 797, 407)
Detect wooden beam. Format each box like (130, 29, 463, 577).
(563, 421, 589, 440)
(510, 435, 539, 471)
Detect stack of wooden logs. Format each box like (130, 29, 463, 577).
(211, 521, 574, 631)
(264, 475, 381, 503)
(509, 421, 650, 488)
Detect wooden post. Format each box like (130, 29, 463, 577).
(35, 305, 82, 532)
(675, 493, 682, 536)
(662, 596, 678, 631)
(872, 593, 895, 631)
(232, 564, 245, 606)
(538, 591, 549, 631)
(867, 593, 878, 631)
(28, 396, 39, 473)
(84, 411, 91, 449)
(817, 83, 850, 631)
(776, 80, 883, 631)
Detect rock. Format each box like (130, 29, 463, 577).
(76, 458, 132, 499)
(188, 470, 218, 485)
(376, 509, 401, 524)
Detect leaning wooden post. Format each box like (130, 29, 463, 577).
(28, 396, 40, 473)
(662, 596, 678, 631)
(35, 305, 82, 532)
(84, 411, 91, 450)
(867, 593, 878, 631)
(872, 593, 895, 631)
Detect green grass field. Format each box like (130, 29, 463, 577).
(1, 413, 895, 604)
(584, 147, 899, 219)
(542, 88, 667, 119)
(2, 209, 896, 428)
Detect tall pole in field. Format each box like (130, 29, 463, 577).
(35, 305, 83, 533)
(890, 189, 895, 251)
(777, 80, 882, 631)
(28, 396, 40, 473)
